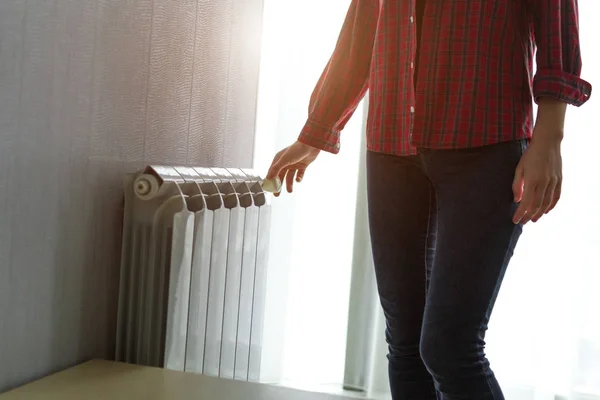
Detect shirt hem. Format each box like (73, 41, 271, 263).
(367, 134, 533, 157)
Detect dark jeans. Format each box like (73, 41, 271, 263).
(366, 140, 528, 400)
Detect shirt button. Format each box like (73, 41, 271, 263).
(410, 62, 414, 69)
(410, 16, 414, 23)
(410, 106, 415, 113)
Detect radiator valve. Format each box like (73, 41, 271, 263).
(134, 174, 160, 200)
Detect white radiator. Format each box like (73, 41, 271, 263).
(115, 166, 271, 382)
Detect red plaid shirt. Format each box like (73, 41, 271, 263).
(297, 0, 592, 156)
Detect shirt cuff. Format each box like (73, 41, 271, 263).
(297, 118, 342, 154)
(533, 69, 592, 107)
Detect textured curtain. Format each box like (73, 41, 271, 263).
(253, 0, 364, 387)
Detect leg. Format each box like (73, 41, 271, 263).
(366, 151, 438, 400)
(418, 140, 528, 399)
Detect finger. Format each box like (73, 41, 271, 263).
(267, 150, 287, 180)
(513, 184, 535, 224)
(512, 164, 525, 203)
(532, 180, 556, 222)
(520, 185, 546, 225)
(274, 169, 287, 196)
(285, 169, 296, 193)
(545, 180, 562, 214)
(296, 168, 306, 182)
(267, 160, 284, 181)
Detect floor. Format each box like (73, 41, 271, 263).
(277, 380, 392, 400)
(0, 360, 387, 400)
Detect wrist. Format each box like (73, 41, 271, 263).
(296, 140, 321, 155)
(531, 131, 563, 152)
(532, 126, 564, 144)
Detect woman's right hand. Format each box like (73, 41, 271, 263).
(266, 141, 321, 196)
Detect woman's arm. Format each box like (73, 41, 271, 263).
(297, 0, 379, 154)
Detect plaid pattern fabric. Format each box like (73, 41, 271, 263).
(297, 0, 592, 156)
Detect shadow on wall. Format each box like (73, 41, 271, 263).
(0, 0, 263, 392)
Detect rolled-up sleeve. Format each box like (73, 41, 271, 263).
(531, 0, 592, 106)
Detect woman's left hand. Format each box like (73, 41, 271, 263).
(512, 134, 563, 225)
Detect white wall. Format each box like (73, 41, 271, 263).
(0, 0, 263, 392)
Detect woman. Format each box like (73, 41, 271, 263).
(265, 0, 591, 399)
